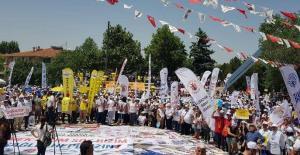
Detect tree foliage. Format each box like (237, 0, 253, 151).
(102, 24, 144, 74)
(189, 28, 215, 75)
(0, 41, 20, 54)
(144, 25, 187, 76)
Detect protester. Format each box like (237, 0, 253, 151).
(0, 117, 11, 155)
(31, 117, 48, 155)
(80, 140, 93, 155)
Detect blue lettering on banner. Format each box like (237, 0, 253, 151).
(293, 89, 300, 104)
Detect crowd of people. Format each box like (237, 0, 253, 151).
(0, 86, 300, 155)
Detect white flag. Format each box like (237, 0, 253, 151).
(270, 105, 285, 125)
(42, 62, 47, 88)
(259, 32, 267, 41)
(200, 71, 211, 89)
(209, 68, 220, 97)
(159, 20, 178, 33)
(175, 67, 214, 129)
(114, 58, 127, 95)
(283, 39, 291, 48)
(8, 61, 15, 87)
(250, 73, 258, 100)
(198, 12, 206, 23)
(134, 10, 143, 18)
(224, 73, 232, 84)
(295, 25, 300, 32)
(220, 5, 235, 13)
(123, 4, 133, 9)
(159, 68, 168, 98)
(170, 81, 179, 104)
(24, 67, 34, 88)
(280, 65, 300, 120)
(203, 0, 218, 9)
(145, 54, 151, 99)
(119, 75, 129, 97)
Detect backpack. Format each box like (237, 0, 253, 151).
(42, 124, 52, 147)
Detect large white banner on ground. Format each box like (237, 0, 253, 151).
(175, 68, 214, 129)
(1, 106, 31, 119)
(209, 68, 220, 97)
(200, 71, 211, 89)
(160, 68, 168, 98)
(170, 81, 179, 104)
(280, 65, 300, 120)
(24, 67, 34, 88)
(42, 62, 47, 88)
(8, 61, 15, 87)
(119, 75, 129, 97)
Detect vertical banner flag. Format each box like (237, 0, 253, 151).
(175, 68, 214, 129)
(146, 54, 151, 98)
(8, 61, 15, 87)
(170, 81, 179, 104)
(62, 68, 74, 100)
(24, 67, 34, 88)
(159, 68, 168, 99)
(88, 70, 98, 114)
(246, 76, 251, 94)
(119, 75, 129, 97)
(42, 62, 47, 88)
(280, 65, 300, 120)
(134, 75, 138, 99)
(114, 58, 128, 95)
(209, 68, 220, 97)
(250, 73, 258, 100)
(200, 71, 212, 89)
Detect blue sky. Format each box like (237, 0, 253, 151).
(0, 0, 299, 63)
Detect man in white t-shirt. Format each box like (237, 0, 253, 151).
(107, 96, 115, 125)
(96, 95, 106, 124)
(129, 99, 138, 126)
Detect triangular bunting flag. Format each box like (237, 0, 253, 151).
(236, 9, 247, 18)
(147, 15, 156, 28)
(183, 9, 193, 20)
(134, 10, 143, 18)
(209, 16, 224, 23)
(241, 26, 255, 33)
(161, 0, 169, 6)
(266, 34, 283, 45)
(203, 0, 218, 9)
(283, 39, 291, 48)
(259, 32, 267, 41)
(198, 12, 206, 23)
(177, 28, 185, 34)
(189, 0, 202, 4)
(281, 11, 297, 21)
(289, 40, 300, 49)
(106, 0, 118, 5)
(216, 44, 233, 53)
(123, 4, 133, 9)
(294, 25, 300, 32)
(175, 3, 184, 10)
(243, 2, 255, 11)
(221, 5, 235, 13)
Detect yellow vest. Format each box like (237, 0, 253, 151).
(61, 97, 70, 112)
(80, 100, 87, 111)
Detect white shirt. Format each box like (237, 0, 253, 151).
(268, 131, 285, 154)
(184, 109, 193, 124)
(47, 96, 55, 108)
(138, 115, 147, 126)
(107, 100, 115, 112)
(32, 125, 47, 141)
(165, 108, 173, 119)
(96, 98, 104, 112)
(118, 101, 127, 114)
(173, 109, 181, 122)
(129, 102, 137, 113)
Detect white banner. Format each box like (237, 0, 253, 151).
(119, 75, 129, 97)
(209, 68, 220, 97)
(246, 76, 251, 94)
(146, 54, 151, 98)
(170, 81, 179, 104)
(270, 106, 285, 125)
(224, 73, 232, 84)
(8, 61, 15, 87)
(1, 106, 31, 119)
(24, 67, 34, 88)
(175, 68, 214, 129)
(200, 71, 211, 89)
(250, 73, 258, 100)
(42, 62, 47, 88)
(159, 68, 168, 98)
(280, 65, 300, 120)
(114, 58, 128, 95)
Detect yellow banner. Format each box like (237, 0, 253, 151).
(87, 70, 98, 113)
(235, 109, 250, 120)
(62, 68, 74, 100)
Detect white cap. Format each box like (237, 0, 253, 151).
(286, 127, 294, 133)
(271, 123, 278, 127)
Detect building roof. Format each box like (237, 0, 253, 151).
(2, 47, 62, 58)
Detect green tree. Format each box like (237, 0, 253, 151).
(144, 25, 187, 76)
(102, 23, 144, 74)
(189, 28, 215, 75)
(0, 41, 20, 54)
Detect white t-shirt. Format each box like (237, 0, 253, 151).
(173, 109, 181, 122)
(32, 125, 47, 141)
(129, 102, 137, 113)
(184, 109, 193, 124)
(96, 98, 104, 112)
(47, 96, 55, 108)
(165, 108, 173, 119)
(107, 100, 115, 112)
(138, 115, 147, 126)
(118, 101, 127, 114)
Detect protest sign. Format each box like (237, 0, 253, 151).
(235, 109, 250, 119)
(1, 106, 31, 119)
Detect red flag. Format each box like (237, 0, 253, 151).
(266, 34, 281, 43)
(175, 3, 184, 10)
(209, 16, 224, 23)
(289, 40, 300, 49)
(177, 28, 185, 34)
(189, 0, 202, 4)
(147, 15, 156, 28)
(106, 0, 118, 5)
(281, 11, 297, 21)
(224, 46, 233, 53)
(236, 9, 247, 18)
(241, 26, 255, 33)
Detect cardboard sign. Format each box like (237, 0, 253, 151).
(235, 109, 250, 120)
